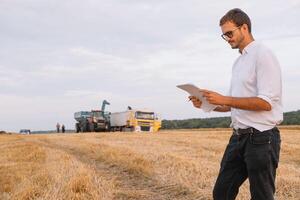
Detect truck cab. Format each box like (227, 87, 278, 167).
(134, 111, 155, 132)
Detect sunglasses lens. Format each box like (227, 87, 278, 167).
(222, 31, 232, 40)
(222, 34, 229, 40)
(226, 32, 233, 38)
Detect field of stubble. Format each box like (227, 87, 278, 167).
(0, 128, 299, 200)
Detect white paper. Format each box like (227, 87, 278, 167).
(177, 83, 217, 112)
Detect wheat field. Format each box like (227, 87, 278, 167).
(0, 128, 299, 200)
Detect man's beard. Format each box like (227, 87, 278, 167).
(231, 44, 238, 49)
(230, 35, 244, 49)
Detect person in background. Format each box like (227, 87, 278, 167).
(62, 124, 65, 133)
(56, 122, 60, 133)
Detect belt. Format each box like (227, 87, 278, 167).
(233, 127, 254, 136)
(233, 127, 277, 136)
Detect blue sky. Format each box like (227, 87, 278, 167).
(1, 0, 299, 132)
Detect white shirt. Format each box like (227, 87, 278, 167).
(229, 41, 283, 132)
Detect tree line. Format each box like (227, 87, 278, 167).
(161, 110, 300, 129)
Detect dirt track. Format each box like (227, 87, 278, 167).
(0, 129, 299, 200)
(37, 136, 200, 200)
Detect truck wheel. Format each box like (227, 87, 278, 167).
(105, 123, 111, 132)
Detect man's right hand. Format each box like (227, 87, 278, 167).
(189, 96, 202, 108)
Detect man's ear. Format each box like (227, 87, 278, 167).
(242, 24, 249, 33)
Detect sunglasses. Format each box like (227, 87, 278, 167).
(221, 26, 241, 40)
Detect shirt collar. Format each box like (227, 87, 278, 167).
(241, 40, 257, 55)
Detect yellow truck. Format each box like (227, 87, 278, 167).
(110, 109, 161, 132)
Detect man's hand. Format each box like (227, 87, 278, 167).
(189, 96, 202, 108)
(200, 89, 272, 111)
(200, 89, 228, 106)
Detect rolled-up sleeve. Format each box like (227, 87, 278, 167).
(256, 48, 282, 108)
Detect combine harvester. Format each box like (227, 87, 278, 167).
(74, 100, 110, 132)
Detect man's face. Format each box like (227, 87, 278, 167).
(221, 21, 244, 49)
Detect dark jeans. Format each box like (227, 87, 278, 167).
(213, 127, 281, 200)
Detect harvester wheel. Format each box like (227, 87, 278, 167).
(75, 124, 80, 133)
(89, 123, 95, 132)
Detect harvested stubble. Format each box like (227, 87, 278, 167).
(0, 128, 299, 200)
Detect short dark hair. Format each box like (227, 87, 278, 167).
(219, 8, 252, 33)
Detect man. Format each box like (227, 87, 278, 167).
(190, 8, 282, 200)
(56, 122, 60, 133)
(62, 124, 65, 133)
